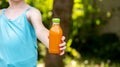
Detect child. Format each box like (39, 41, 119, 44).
(0, 0, 66, 67)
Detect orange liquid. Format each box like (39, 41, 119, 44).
(49, 23, 63, 54)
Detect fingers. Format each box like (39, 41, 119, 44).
(59, 36, 66, 55)
(59, 41, 66, 55)
(60, 50, 65, 56)
(62, 36, 65, 41)
(60, 46, 66, 51)
(59, 42, 66, 47)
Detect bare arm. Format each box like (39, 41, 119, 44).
(27, 8, 66, 55)
(0, 10, 2, 15)
(28, 8, 49, 48)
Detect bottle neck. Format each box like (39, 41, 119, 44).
(53, 22, 60, 24)
(52, 22, 60, 26)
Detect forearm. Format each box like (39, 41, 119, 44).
(28, 8, 49, 48)
(36, 28, 49, 48)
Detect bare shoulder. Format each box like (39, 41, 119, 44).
(28, 8, 42, 17)
(27, 7, 42, 21)
(0, 9, 2, 15)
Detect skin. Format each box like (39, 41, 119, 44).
(0, 0, 66, 55)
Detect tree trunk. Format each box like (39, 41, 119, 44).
(52, 0, 73, 41)
(45, 0, 73, 67)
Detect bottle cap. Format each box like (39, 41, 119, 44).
(52, 18, 60, 23)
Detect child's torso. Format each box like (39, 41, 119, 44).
(0, 7, 38, 65)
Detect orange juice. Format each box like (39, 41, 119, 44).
(49, 18, 63, 54)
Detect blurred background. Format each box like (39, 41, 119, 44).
(0, 0, 120, 67)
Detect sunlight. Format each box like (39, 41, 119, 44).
(71, 60, 77, 66)
(37, 63, 45, 67)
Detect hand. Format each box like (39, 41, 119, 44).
(59, 36, 66, 55)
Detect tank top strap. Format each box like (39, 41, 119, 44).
(24, 7, 33, 14)
(1, 9, 6, 14)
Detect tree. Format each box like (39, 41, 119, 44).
(0, 0, 8, 9)
(44, 0, 73, 67)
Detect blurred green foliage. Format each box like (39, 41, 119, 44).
(0, 0, 120, 64)
(70, 0, 120, 63)
(0, 0, 9, 8)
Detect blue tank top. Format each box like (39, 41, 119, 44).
(0, 8, 38, 67)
